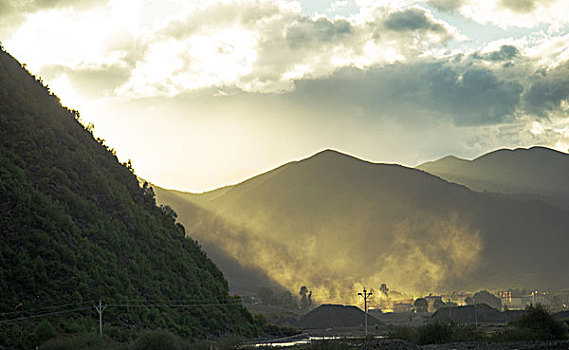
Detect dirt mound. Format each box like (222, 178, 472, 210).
(431, 304, 522, 323)
(298, 304, 383, 329)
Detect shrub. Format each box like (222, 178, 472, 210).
(416, 321, 453, 345)
(388, 321, 480, 345)
(131, 330, 182, 350)
(304, 340, 354, 350)
(494, 304, 568, 341)
(387, 325, 416, 343)
(34, 320, 56, 344)
(40, 333, 105, 350)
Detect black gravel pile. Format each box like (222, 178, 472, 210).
(420, 339, 569, 349)
(298, 304, 383, 329)
(360, 339, 569, 350)
(359, 339, 419, 350)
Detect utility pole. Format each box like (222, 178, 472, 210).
(358, 288, 372, 336)
(474, 298, 478, 331)
(94, 300, 106, 337)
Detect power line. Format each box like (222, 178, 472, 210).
(107, 302, 243, 308)
(0, 300, 244, 324)
(0, 300, 96, 316)
(0, 298, 240, 316)
(0, 307, 92, 323)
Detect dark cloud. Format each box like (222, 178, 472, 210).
(500, 0, 537, 13)
(285, 17, 353, 49)
(0, 0, 107, 30)
(429, 66, 523, 125)
(484, 45, 520, 62)
(500, 0, 558, 13)
(287, 60, 523, 126)
(524, 62, 569, 115)
(428, 0, 464, 11)
(383, 8, 446, 33)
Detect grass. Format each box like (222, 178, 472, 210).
(388, 321, 480, 345)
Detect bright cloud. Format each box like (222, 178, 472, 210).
(429, 0, 569, 28)
(4, 0, 460, 98)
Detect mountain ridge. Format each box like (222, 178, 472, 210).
(416, 146, 569, 209)
(155, 147, 569, 303)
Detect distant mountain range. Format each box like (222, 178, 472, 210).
(417, 146, 569, 209)
(155, 148, 569, 303)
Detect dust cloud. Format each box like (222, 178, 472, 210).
(186, 209, 482, 306)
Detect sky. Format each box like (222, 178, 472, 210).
(1, 0, 569, 192)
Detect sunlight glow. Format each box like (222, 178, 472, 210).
(118, 27, 258, 97)
(49, 74, 84, 109)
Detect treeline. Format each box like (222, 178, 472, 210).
(253, 286, 313, 310)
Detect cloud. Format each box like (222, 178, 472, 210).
(285, 17, 353, 48)
(0, 0, 106, 31)
(524, 61, 569, 115)
(430, 66, 524, 125)
(286, 59, 524, 126)
(426, 0, 569, 28)
(383, 7, 446, 33)
(3, 0, 459, 98)
(429, 0, 463, 11)
(499, 0, 556, 13)
(475, 45, 520, 62)
(115, 2, 456, 96)
(41, 63, 131, 98)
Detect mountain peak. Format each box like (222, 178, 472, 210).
(306, 149, 372, 165)
(474, 146, 567, 162)
(310, 148, 353, 158)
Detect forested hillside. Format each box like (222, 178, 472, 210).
(0, 46, 256, 348)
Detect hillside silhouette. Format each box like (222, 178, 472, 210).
(156, 149, 569, 303)
(0, 47, 256, 347)
(417, 146, 569, 209)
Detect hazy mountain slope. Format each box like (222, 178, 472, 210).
(158, 150, 569, 303)
(153, 185, 284, 295)
(417, 147, 569, 208)
(0, 47, 256, 347)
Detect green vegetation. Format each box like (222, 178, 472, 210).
(38, 331, 245, 350)
(388, 321, 480, 345)
(413, 298, 428, 313)
(257, 287, 296, 308)
(0, 47, 257, 348)
(253, 314, 299, 337)
(34, 320, 57, 344)
(388, 304, 568, 345)
(495, 304, 568, 341)
(40, 333, 113, 350)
